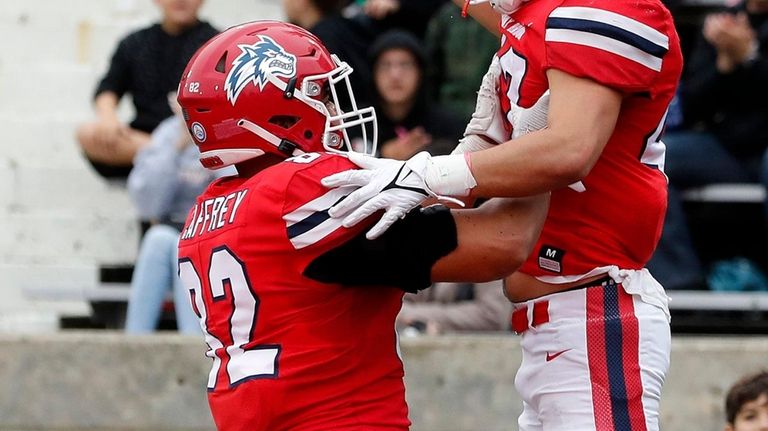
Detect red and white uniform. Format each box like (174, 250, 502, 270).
(178, 153, 409, 431)
(497, 0, 683, 279)
(495, 0, 682, 429)
(511, 272, 671, 431)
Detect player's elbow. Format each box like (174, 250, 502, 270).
(474, 230, 534, 281)
(436, 195, 548, 282)
(503, 220, 542, 272)
(438, 233, 529, 283)
(546, 122, 608, 183)
(469, 195, 548, 281)
(552, 140, 600, 183)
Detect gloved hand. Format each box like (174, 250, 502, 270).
(456, 55, 510, 154)
(323, 152, 470, 239)
(453, 57, 548, 155)
(323, 152, 435, 239)
(511, 90, 549, 139)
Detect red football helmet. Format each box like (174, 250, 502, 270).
(178, 21, 377, 169)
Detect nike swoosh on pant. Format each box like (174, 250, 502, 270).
(545, 349, 572, 362)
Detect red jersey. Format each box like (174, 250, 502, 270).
(496, 0, 683, 278)
(177, 152, 409, 431)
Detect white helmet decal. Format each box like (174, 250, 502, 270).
(224, 35, 297, 105)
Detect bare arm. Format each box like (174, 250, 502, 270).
(93, 91, 120, 123)
(320, 70, 619, 240)
(304, 194, 548, 291)
(431, 194, 549, 282)
(469, 69, 622, 197)
(451, 0, 501, 36)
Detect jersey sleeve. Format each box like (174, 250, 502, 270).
(279, 153, 458, 292)
(543, 0, 675, 94)
(95, 35, 132, 98)
(281, 153, 372, 252)
(304, 205, 458, 293)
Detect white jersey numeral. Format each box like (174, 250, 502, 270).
(640, 108, 668, 173)
(498, 48, 526, 109)
(287, 152, 321, 164)
(179, 247, 279, 390)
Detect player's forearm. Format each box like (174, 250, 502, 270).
(431, 194, 548, 282)
(469, 129, 595, 197)
(468, 71, 620, 197)
(450, 0, 500, 36)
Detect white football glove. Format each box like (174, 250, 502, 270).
(455, 55, 550, 156)
(461, 55, 510, 147)
(511, 90, 550, 139)
(323, 152, 473, 239)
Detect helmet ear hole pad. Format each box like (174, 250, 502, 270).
(215, 52, 228, 73)
(268, 115, 300, 129)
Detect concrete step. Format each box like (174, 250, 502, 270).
(0, 333, 760, 431)
(0, 164, 136, 215)
(2, 117, 97, 168)
(0, 63, 102, 115)
(0, 211, 139, 263)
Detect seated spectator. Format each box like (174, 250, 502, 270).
(397, 280, 511, 335)
(648, 0, 768, 290)
(725, 370, 768, 431)
(124, 97, 233, 334)
(76, 0, 217, 179)
(424, 1, 499, 123)
(283, 0, 377, 106)
(368, 30, 464, 160)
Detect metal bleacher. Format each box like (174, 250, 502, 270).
(682, 183, 766, 203)
(23, 264, 174, 330)
(23, 0, 763, 333)
(669, 183, 768, 333)
(21, 183, 768, 332)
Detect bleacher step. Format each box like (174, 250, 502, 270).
(682, 183, 765, 203)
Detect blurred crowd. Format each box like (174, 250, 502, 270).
(75, 0, 768, 334)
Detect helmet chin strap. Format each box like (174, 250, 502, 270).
(237, 119, 305, 157)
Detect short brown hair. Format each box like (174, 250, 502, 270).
(725, 370, 768, 424)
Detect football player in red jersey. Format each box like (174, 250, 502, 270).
(322, 0, 684, 428)
(176, 21, 548, 431)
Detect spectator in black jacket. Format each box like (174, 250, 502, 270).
(648, 0, 768, 290)
(368, 30, 464, 160)
(76, 0, 218, 179)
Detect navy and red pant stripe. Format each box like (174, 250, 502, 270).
(587, 283, 647, 431)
